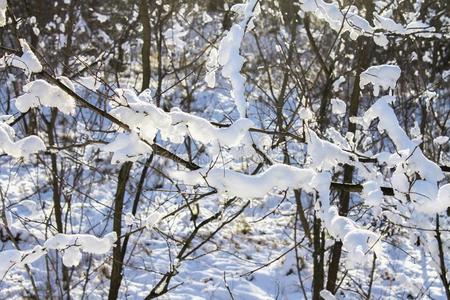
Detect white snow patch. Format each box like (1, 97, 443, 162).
(363, 95, 443, 183)
(307, 130, 355, 170)
(0, 232, 116, 275)
(217, 0, 259, 117)
(331, 98, 346, 115)
(102, 132, 152, 164)
(3, 39, 42, 74)
(360, 65, 401, 96)
(0, 0, 6, 27)
(15, 78, 76, 114)
(433, 136, 448, 145)
(172, 164, 316, 198)
(0, 121, 45, 158)
(320, 290, 336, 300)
(362, 181, 383, 206)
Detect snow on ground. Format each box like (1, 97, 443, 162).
(0, 156, 447, 299)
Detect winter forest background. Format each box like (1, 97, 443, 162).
(0, 0, 449, 299)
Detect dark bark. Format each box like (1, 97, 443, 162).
(312, 216, 324, 299)
(108, 162, 133, 300)
(326, 2, 375, 291)
(435, 215, 450, 300)
(139, 0, 151, 91)
(46, 108, 70, 295)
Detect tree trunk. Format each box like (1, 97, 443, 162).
(139, 0, 151, 91)
(108, 162, 133, 300)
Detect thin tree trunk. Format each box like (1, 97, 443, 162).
(326, 3, 374, 292)
(108, 161, 133, 300)
(121, 156, 153, 260)
(435, 215, 450, 300)
(47, 109, 70, 296)
(155, 5, 163, 108)
(312, 215, 324, 299)
(366, 253, 377, 300)
(139, 0, 151, 91)
(275, 9, 297, 141)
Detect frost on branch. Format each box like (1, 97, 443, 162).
(109, 89, 173, 143)
(363, 95, 443, 183)
(43, 233, 117, 267)
(172, 164, 316, 198)
(373, 13, 405, 34)
(300, 0, 437, 44)
(216, 0, 260, 118)
(416, 184, 450, 214)
(362, 181, 384, 207)
(144, 211, 162, 230)
(0, 119, 45, 158)
(312, 173, 380, 266)
(300, 0, 382, 41)
(170, 108, 254, 155)
(362, 95, 445, 214)
(332, 76, 345, 92)
(326, 127, 351, 150)
(173, 164, 381, 265)
(405, 21, 437, 37)
(360, 65, 401, 96)
(0, 232, 116, 277)
(0, 0, 448, 297)
(433, 136, 449, 145)
(1, 39, 42, 74)
(205, 48, 218, 88)
(105, 89, 254, 161)
(102, 132, 152, 164)
(77, 76, 102, 91)
(307, 130, 355, 171)
(15, 78, 76, 114)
